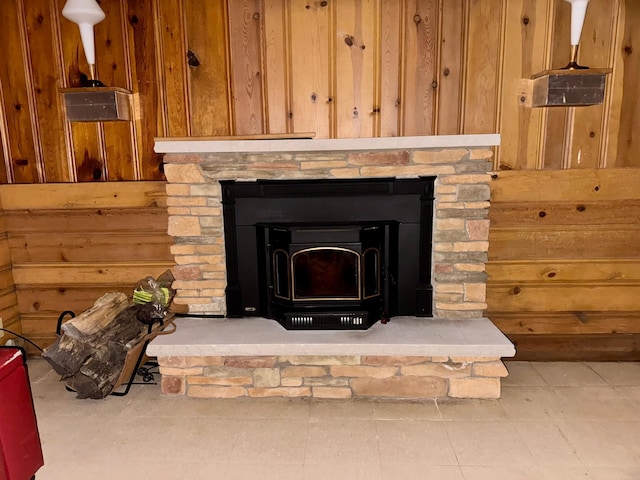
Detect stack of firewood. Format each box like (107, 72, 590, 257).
(42, 271, 175, 399)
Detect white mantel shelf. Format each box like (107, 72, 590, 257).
(154, 134, 500, 154)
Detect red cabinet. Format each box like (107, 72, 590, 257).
(0, 347, 44, 480)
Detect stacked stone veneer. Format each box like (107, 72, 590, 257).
(159, 355, 508, 399)
(163, 147, 494, 318)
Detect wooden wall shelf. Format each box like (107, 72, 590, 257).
(61, 87, 133, 122)
(519, 68, 612, 108)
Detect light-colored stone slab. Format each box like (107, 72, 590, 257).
(147, 316, 515, 358)
(155, 135, 501, 154)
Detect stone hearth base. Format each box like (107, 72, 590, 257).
(157, 354, 509, 399)
(148, 317, 515, 400)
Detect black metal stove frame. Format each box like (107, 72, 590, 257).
(221, 177, 435, 329)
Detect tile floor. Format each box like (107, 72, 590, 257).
(27, 359, 640, 480)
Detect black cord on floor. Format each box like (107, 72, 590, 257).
(174, 313, 225, 318)
(0, 328, 44, 352)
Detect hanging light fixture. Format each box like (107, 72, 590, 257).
(519, 0, 611, 108)
(60, 0, 134, 121)
(563, 0, 590, 70)
(62, 0, 106, 86)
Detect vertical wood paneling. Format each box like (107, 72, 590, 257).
(49, 0, 75, 182)
(602, 0, 623, 168)
(228, 0, 265, 135)
(402, 0, 437, 136)
(0, 106, 7, 184)
(567, 0, 616, 169)
(540, 0, 571, 170)
(95, 0, 136, 181)
(156, 0, 189, 137)
(127, 0, 163, 180)
(263, 0, 290, 134)
(615, 0, 640, 167)
(379, 0, 402, 137)
(288, 1, 332, 138)
(335, 0, 377, 138)
(0, 1, 39, 184)
(496, 0, 550, 170)
(0, 0, 637, 183)
(463, 0, 504, 135)
(22, 0, 69, 183)
(70, 127, 103, 182)
(185, 0, 232, 136)
(436, 0, 464, 135)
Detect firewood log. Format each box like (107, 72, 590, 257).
(57, 304, 151, 399)
(60, 292, 129, 338)
(42, 293, 129, 376)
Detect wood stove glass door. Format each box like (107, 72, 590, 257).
(291, 247, 360, 301)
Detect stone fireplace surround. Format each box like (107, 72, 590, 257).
(149, 135, 515, 400)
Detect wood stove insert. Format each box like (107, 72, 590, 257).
(262, 222, 391, 329)
(221, 177, 435, 329)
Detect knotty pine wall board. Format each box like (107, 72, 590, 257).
(507, 334, 640, 361)
(7, 233, 172, 264)
(0, 0, 41, 183)
(155, 0, 190, 137)
(436, 0, 465, 135)
(227, 0, 265, 135)
(490, 312, 640, 335)
(489, 201, 640, 226)
(185, 0, 232, 136)
(615, 0, 640, 167)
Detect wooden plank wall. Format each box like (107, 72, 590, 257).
(0, 195, 20, 345)
(487, 169, 640, 360)
(0, 0, 638, 183)
(0, 182, 174, 351)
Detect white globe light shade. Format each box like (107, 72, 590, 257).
(564, 0, 590, 46)
(62, 0, 105, 66)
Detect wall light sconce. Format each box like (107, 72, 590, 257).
(518, 0, 610, 108)
(60, 0, 134, 122)
(62, 0, 106, 87)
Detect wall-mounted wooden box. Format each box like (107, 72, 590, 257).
(520, 68, 611, 108)
(61, 87, 132, 122)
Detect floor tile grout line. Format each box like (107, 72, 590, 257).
(551, 420, 585, 468)
(441, 417, 463, 469)
(584, 361, 613, 385)
(588, 361, 640, 387)
(373, 414, 384, 480)
(503, 360, 549, 387)
(527, 361, 552, 387)
(509, 416, 549, 470)
(434, 397, 444, 421)
(299, 401, 312, 469)
(550, 383, 640, 421)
